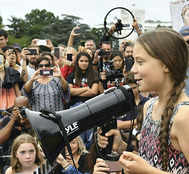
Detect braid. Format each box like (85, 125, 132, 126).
(159, 82, 185, 171)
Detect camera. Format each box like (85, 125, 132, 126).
(40, 70, 53, 76)
(1, 106, 27, 130)
(98, 49, 111, 57)
(25, 48, 38, 55)
(106, 69, 124, 82)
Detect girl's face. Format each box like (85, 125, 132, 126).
(16, 143, 36, 168)
(112, 56, 123, 70)
(131, 42, 167, 93)
(78, 56, 89, 71)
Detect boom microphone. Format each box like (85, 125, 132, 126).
(24, 85, 136, 164)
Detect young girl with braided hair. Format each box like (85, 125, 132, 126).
(118, 29, 189, 173)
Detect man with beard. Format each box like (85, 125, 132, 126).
(123, 41, 134, 73)
(0, 30, 8, 50)
(23, 47, 39, 80)
(97, 41, 113, 91)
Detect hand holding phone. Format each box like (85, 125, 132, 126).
(25, 48, 38, 55)
(74, 28, 81, 34)
(105, 160, 122, 173)
(37, 39, 47, 46)
(40, 70, 53, 76)
(67, 54, 73, 61)
(54, 47, 60, 58)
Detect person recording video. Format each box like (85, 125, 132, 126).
(99, 51, 124, 92)
(22, 56, 70, 112)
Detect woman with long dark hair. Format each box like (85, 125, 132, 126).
(66, 52, 99, 150)
(67, 52, 99, 107)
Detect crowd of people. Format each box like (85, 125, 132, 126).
(0, 15, 189, 174)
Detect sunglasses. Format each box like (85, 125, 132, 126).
(38, 64, 51, 68)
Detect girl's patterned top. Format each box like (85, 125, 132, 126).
(139, 97, 189, 174)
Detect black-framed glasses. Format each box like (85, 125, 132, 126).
(38, 64, 51, 68)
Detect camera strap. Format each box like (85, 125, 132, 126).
(53, 113, 79, 173)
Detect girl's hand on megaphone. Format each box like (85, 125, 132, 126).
(97, 128, 127, 153)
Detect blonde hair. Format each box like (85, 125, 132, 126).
(11, 134, 44, 173)
(73, 136, 88, 155)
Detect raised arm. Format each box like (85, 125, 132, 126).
(67, 26, 80, 47)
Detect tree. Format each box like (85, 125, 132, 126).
(25, 9, 57, 26)
(0, 16, 3, 29)
(6, 10, 103, 49)
(40, 14, 96, 47)
(7, 16, 28, 38)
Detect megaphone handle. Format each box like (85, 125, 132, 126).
(100, 118, 117, 156)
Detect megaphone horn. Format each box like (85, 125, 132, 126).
(25, 85, 136, 164)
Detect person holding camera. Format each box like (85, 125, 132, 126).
(21, 46, 40, 81)
(60, 46, 78, 79)
(0, 96, 33, 174)
(23, 56, 70, 112)
(0, 52, 21, 111)
(2, 46, 28, 86)
(99, 51, 124, 93)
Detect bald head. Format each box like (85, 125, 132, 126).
(14, 96, 29, 107)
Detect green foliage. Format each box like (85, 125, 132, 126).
(5, 9, 103, 48)
(8, 16, 28, 38)
(8, 34, 32, 48)
(0, 16, 3, 29)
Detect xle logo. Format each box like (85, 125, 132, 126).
(65, 122, 79, 135)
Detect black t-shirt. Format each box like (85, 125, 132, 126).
(66, 72, 99, 106)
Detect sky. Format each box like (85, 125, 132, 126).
(0, 0, 172, 27)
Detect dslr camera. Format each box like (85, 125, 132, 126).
(106, 69, 124, 82)
(98, 49, 111, 57)
(2, 106, 27, 131)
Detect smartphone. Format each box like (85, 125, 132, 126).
(67, 54, 72, 61)
(54, 47, 60, 58)
(40, 70, 53, 76)
(37, 39, 47, 46)
(74, 28, 81, 34)
(105, 160, 122, 173)
(25, 48, 38, 55)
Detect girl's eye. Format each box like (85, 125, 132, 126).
(19, 151, 26, 154)
(136, 61, 143, 65)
